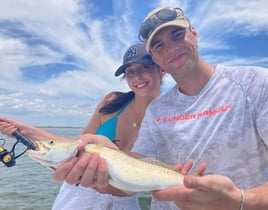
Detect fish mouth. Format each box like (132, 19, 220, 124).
(34, 142, 40, 151)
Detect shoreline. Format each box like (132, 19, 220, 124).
(36, 126, 84, 129)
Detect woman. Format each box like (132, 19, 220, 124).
(0, 43, 164, 210)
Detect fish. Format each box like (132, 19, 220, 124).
(26, 140, 184, 192)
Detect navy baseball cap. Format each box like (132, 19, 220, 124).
(114, 43, 155, 77)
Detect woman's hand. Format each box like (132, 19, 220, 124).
(0, 116, 20, 136)
(76, 133, 118, 151)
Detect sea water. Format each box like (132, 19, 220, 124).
(0, 127, 151, 210)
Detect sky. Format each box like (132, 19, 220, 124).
(0, 0, 268, 127)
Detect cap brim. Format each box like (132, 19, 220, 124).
(114, 57, 154, 77)
(114, 64, 130, 77)
(145, 20, 190, 51)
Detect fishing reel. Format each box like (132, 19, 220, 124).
(0, 131, 36, 167)
(0, 139, 16, 167)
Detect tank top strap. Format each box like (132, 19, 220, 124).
(115, 98, 133, 116)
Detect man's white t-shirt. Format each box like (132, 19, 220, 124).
(132, 65, 268, 210)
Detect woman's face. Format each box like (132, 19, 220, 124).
(125, 63, 161, 97)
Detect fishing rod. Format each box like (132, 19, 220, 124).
(0, 131, 36, 167)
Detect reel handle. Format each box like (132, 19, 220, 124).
(12, 131, 36, 150)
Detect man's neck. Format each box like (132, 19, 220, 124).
(174, 64, 215, 96)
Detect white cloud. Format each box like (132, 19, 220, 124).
(0, 37, 26, 79)
(39, 89, 58, 97)
(0, 0, 267, 126)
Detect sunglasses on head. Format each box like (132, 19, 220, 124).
(139, 7, 185, 42)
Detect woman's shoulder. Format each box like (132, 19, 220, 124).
(98, 91, 134, 115)
(99, 91, 123, 105)
(102, 92, 119, 102)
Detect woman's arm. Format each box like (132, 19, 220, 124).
(0, 116, 71, 142)
(0, 92, 118, 142)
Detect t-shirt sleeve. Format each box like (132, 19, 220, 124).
(252, 68, 268, 146)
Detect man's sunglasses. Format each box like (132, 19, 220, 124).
(139, 7, 185, 42)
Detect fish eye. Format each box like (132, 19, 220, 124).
(49, 140, 55, 145)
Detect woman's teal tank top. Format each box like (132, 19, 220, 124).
(95, 98, 133, 141)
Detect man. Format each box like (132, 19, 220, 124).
(53, 6, 268, 210)
(132, 6, 268, 210)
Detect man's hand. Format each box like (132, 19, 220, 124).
(175, 159, 207, 176)
(53, 133, 115, 188)
(152, 174, 242, 210)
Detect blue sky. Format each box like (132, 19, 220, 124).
(0, 0, 268, 127)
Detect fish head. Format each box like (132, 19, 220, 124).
(26, 140, 81, 169)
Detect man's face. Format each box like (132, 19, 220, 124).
(149, 26, 198, 77)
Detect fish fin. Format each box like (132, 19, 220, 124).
(87, 143, 103, 154)
(121, 189, 135, 194)
(139, 158, 175, 170)
(108, 177, 135, 194)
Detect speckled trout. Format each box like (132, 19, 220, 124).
(27, 140, 184, 192)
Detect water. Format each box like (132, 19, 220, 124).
(0, 127, 151, 210)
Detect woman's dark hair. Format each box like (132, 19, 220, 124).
(99, 91, 134, 114)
